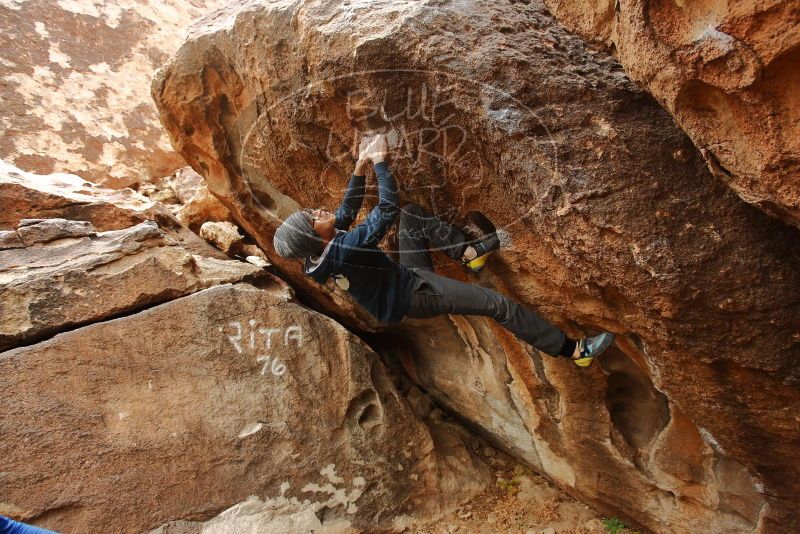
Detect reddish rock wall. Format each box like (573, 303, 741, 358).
(0, 0, 225, 187)
(542, 0, 800, 227)
(152, 1, 800, 533)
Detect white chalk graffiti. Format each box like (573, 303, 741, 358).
(219, 320, 303, 378)
(257, 355, 286, 376)
(225, 320, 243, 353)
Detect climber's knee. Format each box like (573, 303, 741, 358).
(401, 203, 425, 219)
(400, 203, 426, 232)
(491, 294, 516, 324)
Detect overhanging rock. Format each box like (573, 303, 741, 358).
(152, 1, 800, 532)
(543, 0, 800, 227)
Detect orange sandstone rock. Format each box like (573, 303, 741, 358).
(543, 0, 800, 227)
(0, 0, 226, 187)
(152, 1, 800, 532)
(0, 284, 489, 533)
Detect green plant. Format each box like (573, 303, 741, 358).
(496, 477, 521, 495)
(602, 517, 626, 534)
(512, 464, 535, 478)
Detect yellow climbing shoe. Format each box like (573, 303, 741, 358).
(572, 332, 615, 368)
(465, 251, 492, 273)
(464, 233, 500, 274)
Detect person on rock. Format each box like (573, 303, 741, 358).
(272, 134, 614, 367)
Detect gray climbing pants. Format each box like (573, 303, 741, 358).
(399, 204, 567, 356)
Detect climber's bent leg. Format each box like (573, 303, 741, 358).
(405, 269, 567, 356)
(398, 204, 470, 270)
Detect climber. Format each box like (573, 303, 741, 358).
(272, 134, 614, 366)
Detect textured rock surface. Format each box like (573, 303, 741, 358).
(0, 0, 225, 187)
(177, 183, 235, 231)
(542, 0, 800, 227)
(0, 283, 490, 533)
(0, 230, 24, 249)
(140, 166, 204, 207)
(14, 218, 96, 245)
(1, 159, 158, 231)
(0, 219, 262, 351)
(200, 220, 244, 254)
(153, 1, 800, 532)
(163, 166, 206, 204)
(0, 158, 234, 261)
(149, 495, 360, 534)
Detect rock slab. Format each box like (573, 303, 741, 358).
(0, 283, 489, 533)
(0, 219, 262, 351)
(0, 159, 156, 231)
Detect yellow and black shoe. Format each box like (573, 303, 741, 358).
(572, 332, 615, 367)
(464, 233, 501, 274)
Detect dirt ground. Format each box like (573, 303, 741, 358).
(412, 450, 641, 534)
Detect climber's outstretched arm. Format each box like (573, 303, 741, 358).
(340, 135, 398, 250)
(334, 159, 367, 230)
(340, 161, 399, 249)
(333, 136, 374, 230)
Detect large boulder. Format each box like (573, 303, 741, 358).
(0, 0, 226, 187)
(0, 159, 488, 533)
(152, 1, 800, 533)
(0, 218, 263, 351)
(542, 0, 800, 227)
(0, 283, 489, 533)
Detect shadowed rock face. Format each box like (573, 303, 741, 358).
(0, 0, 227, 187)
(0, 283, 489, 533)
(152, 1, 800, 532)
(542, 0, 800, 227)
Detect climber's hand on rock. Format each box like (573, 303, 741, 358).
(356, 135, 371, 157)
(356, 134, 373, 163)
(360, 133, 389, 165)
(353, 135, 374, 175)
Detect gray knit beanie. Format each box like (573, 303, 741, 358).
(273, 211, 323, 259)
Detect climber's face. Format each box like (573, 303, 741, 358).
(305, 208, 336, 239)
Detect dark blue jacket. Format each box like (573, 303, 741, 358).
(305, 162, 414, 323)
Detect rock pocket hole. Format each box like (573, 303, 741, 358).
(253, 188, 277, 212)
(314, 504, 341, 524)
(601, 350, 670, 449)
(345, 389, 382, 432)
(358, 403, 380, 429)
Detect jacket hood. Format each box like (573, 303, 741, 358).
(304, 230, 344, 283)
